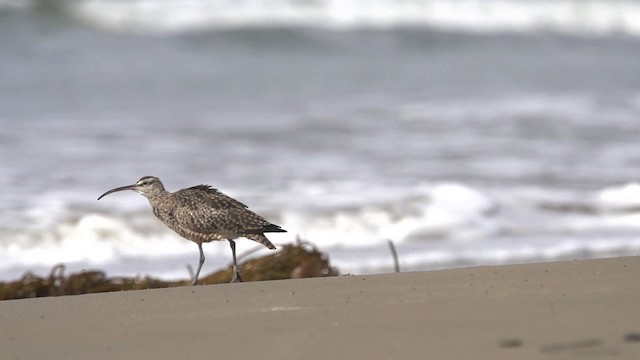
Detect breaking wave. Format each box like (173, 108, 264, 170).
(3, 181, 640, 279)
(5, 0, 640, 37)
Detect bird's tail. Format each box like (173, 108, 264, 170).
(262, 223, 287, 233)
(245, 234, 277, 250)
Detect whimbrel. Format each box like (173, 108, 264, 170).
(98, 176, 285, 285)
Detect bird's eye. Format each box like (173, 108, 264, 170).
(137, 178, 154, 186)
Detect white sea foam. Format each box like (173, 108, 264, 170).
(596, 182, 640, 211)
(55, 0, 640, 36)
(1, 214, 189, 269)
(4, 180, 640, 281)
(279, 181, 498, 248)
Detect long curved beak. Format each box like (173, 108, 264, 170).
(98, 184, 136, 200)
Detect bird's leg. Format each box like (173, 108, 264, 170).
(192, 242, 205, 286)
(228, 239, 243, 283)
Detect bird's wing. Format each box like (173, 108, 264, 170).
(181, 185, 249, 209)
(170, 186, 273, 235)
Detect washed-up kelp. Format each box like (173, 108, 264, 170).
(198, 240, 339, 284)
(0, 241, 338, 300)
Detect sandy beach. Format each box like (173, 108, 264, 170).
(1, 256, 639, 360)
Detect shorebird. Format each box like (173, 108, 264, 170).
(98, 176, 285, 285)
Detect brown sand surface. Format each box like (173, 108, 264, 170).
(1, 256, 639, 360)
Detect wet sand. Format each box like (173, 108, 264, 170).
(1, 256, 639, 359)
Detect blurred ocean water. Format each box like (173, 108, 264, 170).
(1, 0, 640, 280)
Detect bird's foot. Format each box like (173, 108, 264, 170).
(231, 271, 243, 283)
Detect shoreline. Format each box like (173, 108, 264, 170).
(2, 256, 639, 359)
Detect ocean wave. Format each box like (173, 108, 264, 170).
(0, 181, 498, 277)
(596, 182, 640, 211)
(24, 0, 640, 36)
(281, 181, 499, 247)
(332, 234, 640, 274)
(398, 94, 640, 125)
(2, 181, 640, 280)
(0, 0, 33, 11)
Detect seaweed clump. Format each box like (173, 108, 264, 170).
(0, 240, 338, 300)
(199, 240, 339, 284)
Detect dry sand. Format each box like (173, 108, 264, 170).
(1, 256, 639, 360)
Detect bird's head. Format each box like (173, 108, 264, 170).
(98, 176, 166, 200)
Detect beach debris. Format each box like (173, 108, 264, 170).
(0, 240, 338, 301)
(541, 338, 602, 353)
(199, 240, 339, 284)
(387, 239, 400, 273)
(98, 176, 286, 285)
(624, 332, 640, 343)
(498, 338, 523, 348)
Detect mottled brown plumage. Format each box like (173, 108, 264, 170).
(98, 176, 285, 285)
